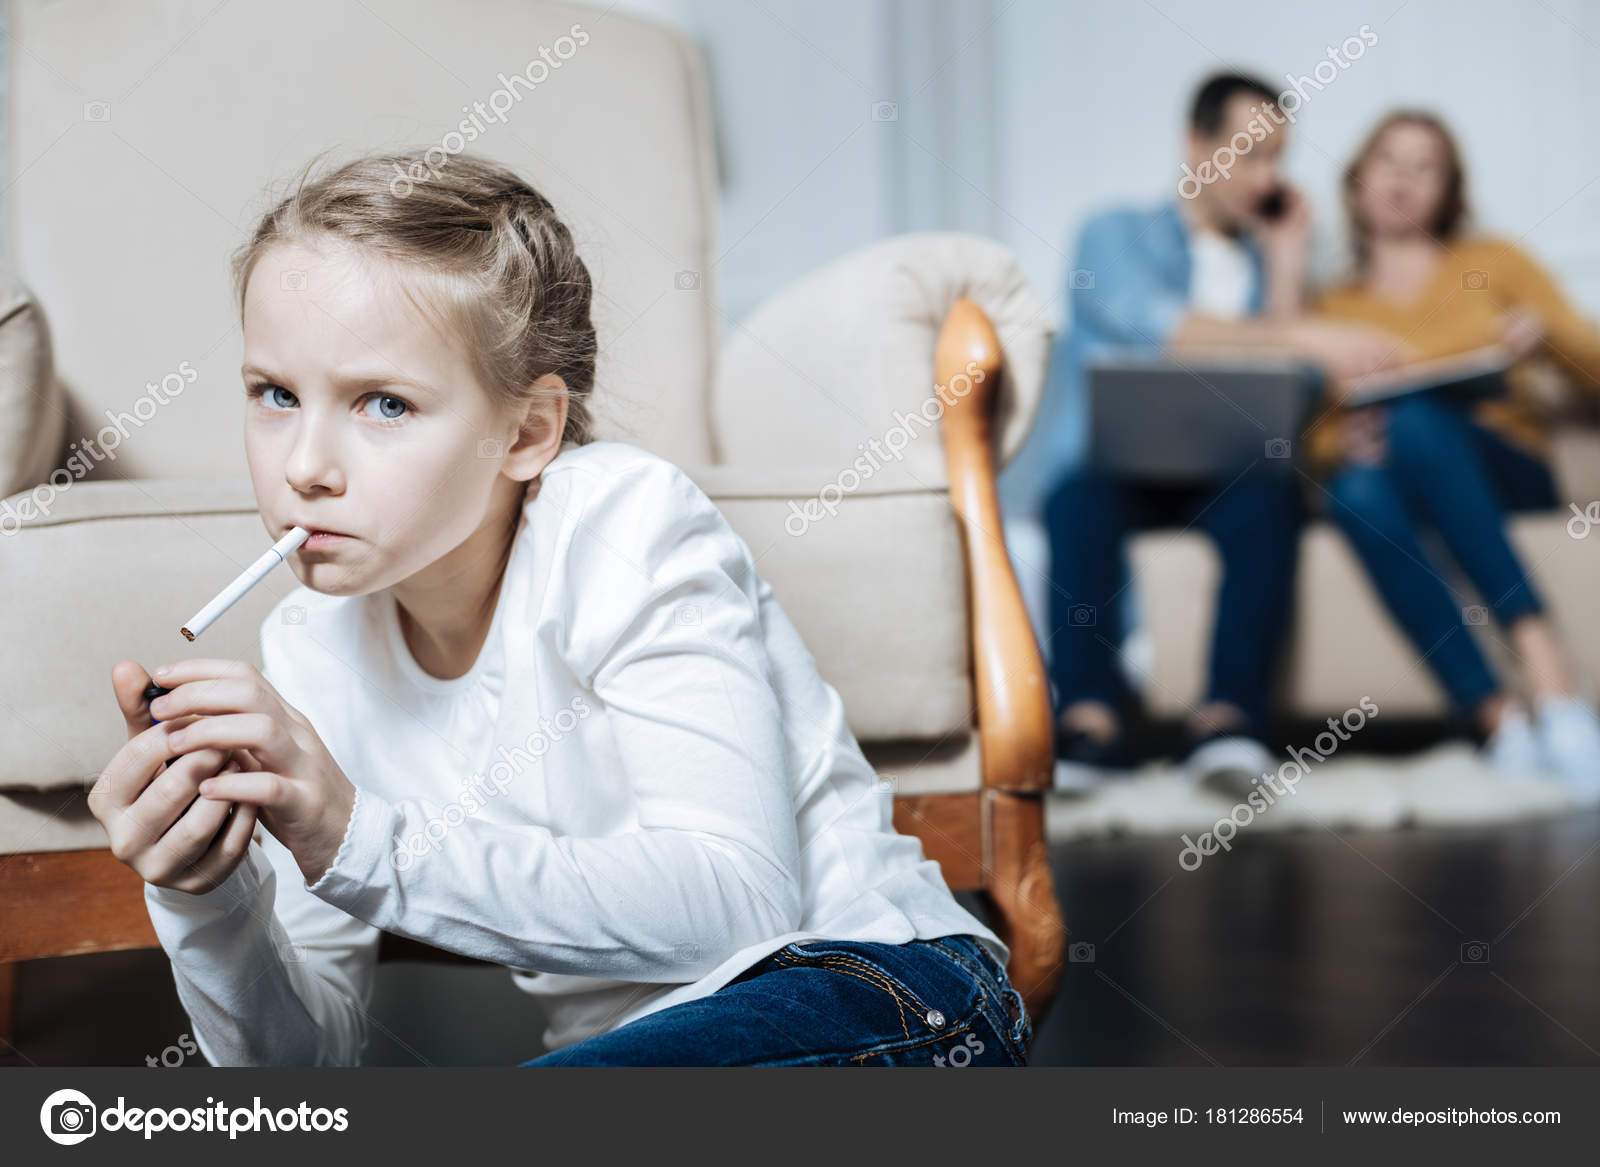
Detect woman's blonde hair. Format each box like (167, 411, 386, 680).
(231, 149, 597, 447)
(1342, 110, 1470, 274)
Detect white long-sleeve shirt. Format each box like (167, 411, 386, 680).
(143, 439, 1007, 1065)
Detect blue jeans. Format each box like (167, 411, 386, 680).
(518, 934, 1033, 1066)
(1325, 395, 1557, 712)
(1042, 464, 1303, 733)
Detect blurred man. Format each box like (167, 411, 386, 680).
(1019, 71, 1407, 794)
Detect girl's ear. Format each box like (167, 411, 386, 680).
(502, 373, 570, 483)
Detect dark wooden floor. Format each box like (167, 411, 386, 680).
(1026, 806, 1600, 1066)
(5, 807, 1598, 1066)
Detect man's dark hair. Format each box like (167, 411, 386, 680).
(1189, 72, 1279, 136)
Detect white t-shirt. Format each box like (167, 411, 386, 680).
(142, 438, 1005, 1065)
(1188, 227, 1255, 319)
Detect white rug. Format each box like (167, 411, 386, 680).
(1044, 742, 1587, 845)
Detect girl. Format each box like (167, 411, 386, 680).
(92, 151, 1032, 1067)
(1309, 111, 1600, 798)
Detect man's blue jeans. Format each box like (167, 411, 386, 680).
(1324, 395, 1557, 712)
(518, 934, 1033, 1066)
(1042, 463, 1303, 734)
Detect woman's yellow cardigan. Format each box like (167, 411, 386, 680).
(1308, 236, 1600, 473)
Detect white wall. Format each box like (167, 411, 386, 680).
(606, 0, 1001, 322)
(992, 0, 1600, 321)
(615, 0, 1600, 329)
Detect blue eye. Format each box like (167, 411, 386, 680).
(363, 394, 410, 422)
(247, 383, 297, 410)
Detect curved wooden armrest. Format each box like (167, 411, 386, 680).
(935, 298, 1054, 793)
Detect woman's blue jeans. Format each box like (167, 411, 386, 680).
(1324, 395, 1557, 712)
(518, 934, 1033, 1066)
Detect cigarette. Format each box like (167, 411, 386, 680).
(180, 526, 310, 641)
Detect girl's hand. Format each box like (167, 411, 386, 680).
(91, 662, 260, 894)
(145, 659, 358, 888)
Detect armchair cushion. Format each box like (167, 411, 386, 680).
(2, 460, 973, 794)
(0, 269, 65, 499)
(712, 232, 1053, 473)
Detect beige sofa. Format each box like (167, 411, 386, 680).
(0, 0, 1065, 1032)
(1005, 394, 1600, 725)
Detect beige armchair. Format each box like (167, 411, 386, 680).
(0, 0, 1064, 1050)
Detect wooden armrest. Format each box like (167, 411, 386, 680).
(935, 298, 1054, 794)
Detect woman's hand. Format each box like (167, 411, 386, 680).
(1498, 308, 1546, 361)
(1290, 318, 1421, 383)
(144, 659, 358, 888)
(91, 661, 260, 894)
(1341, 405, 1390, 466)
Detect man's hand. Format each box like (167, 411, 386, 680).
(1289, 318, 1421, 383)
(144, 659, 358, 888)
(91, 661, 260, 894)
(1252, 183, 1311, 257)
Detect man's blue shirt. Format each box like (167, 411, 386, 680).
(998, 200, 1267, 518)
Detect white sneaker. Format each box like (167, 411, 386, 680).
(1185, 734, 1276, 801)
(1482, 704, 1545, 778)
(1534, 696, 1600, 804)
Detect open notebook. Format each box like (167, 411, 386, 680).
(1343, 344, 1513, 406)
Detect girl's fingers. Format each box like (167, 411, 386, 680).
(148, 786, 238, 879)
(117, 748, 231, 856)
(167, 713, 283, 765)
(197, 770, 291, 810)
(148, 659, 256, 687)
(149, 677, 274, 723)
(93, 722, 187, 814)
(179, 802, 260, 895)
(111, 660, 159, 738)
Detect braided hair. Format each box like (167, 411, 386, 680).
(232, 149, 598, 447)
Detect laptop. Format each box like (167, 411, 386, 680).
(1087, 351, 1322, 481)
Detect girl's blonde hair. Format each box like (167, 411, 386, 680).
(231, 150, 597, 447)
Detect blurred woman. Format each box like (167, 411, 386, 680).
(1310, 110, 1600, 798)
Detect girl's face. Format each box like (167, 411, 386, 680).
(1352, 120, 1452, 239)
(241, 239, 557, 597)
